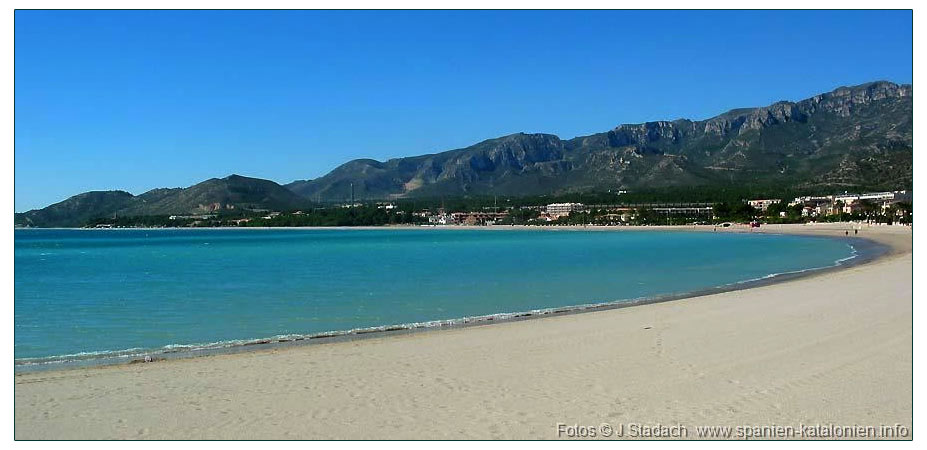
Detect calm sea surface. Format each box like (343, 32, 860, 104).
(15, 228, 856, 364)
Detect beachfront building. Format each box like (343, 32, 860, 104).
(652, 206, 714, 215)
(790, 195, 832, 206)
(747, 199, 781, 211)
(451, 212, 509, 226)
(790, 196, 837, 217)
(834, 191, 912, 214)
(833, 191, 910, 204)
(427, 213, 453, 225)
(788, 191, 912, 218)
(546, 203, 584, 219)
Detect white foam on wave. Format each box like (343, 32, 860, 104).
(728, 242, 859, 287)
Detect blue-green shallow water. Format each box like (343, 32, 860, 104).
(15, 228, 857, 365)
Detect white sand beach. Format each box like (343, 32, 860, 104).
(14, 223, 912, 440)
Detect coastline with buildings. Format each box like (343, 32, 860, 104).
(413, 190, 911, 227)
(58, 189, 912, 230)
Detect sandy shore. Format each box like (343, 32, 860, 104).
(14, 223, 912, 440)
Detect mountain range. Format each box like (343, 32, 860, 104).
(15, 81, 912, 227)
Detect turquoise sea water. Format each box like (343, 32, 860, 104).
(15, 228, 857, 365)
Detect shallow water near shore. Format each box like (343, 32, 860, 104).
(15, 228, 861, 368)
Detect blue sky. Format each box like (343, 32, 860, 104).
(15, 10, 912, 211)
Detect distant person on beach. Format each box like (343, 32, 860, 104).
(855, 229, 858, 235)
(845, 230, 849, 236)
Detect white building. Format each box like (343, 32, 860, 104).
(427, 214, 452, 225)
(790, 191, 911, 217)
(790, 195, 833, 207)
(834, 191, 912, 214)
(747, 199, 781, 211)
(546, 203, 584, 219)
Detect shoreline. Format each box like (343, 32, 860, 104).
(14, 223, 891, 373)
(14, 223, 912, 439)
(14, 221, 913, 232)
